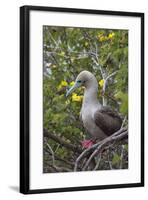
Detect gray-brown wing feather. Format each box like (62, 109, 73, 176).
(94, 106, 122, 136)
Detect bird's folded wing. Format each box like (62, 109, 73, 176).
(94, 106, 122, 136)
(99, 106, 122, 120)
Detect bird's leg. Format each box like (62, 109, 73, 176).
(81, 138, 97, 149)
(81, 140, 94, 148)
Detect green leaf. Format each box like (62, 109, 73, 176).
(124, 144, 128, 152)
(112, 153, 121, 165)
(114, 91, 128, 115)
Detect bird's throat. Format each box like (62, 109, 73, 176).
(83, 86, 99, 106)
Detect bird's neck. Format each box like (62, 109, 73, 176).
(83, 83, 100, 106)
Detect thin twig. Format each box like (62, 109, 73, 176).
(46, 143, 55, 166)
(44, 147, 75, 168)
(44, 129, 82, 153)
(119, 145, 124, 169)
(107, 150, 113, 170)
(93, 154, 102, 170)
(121, 116, 127, 128)
(102, 71, 118, 106)
(74, 127, 128, 171)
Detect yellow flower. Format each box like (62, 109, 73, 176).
(65, 99, 70, 105)
(52, 64, 57, 68)
(85, 42, 88, 46)
(99, 79, 105, 87)
(98, 35, 108, 42)
(60, 80, 68, 87)
(99, 36, 105, 42)
(108, 32, 115, 39)
(60, 51, 65, 56)
(70, 81, 75, 86)
(97, 33, 103, 38)
(58, 80, 68, 90)
(72, 93, 83, 102)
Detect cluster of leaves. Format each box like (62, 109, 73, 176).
(43, 26, 128, 173)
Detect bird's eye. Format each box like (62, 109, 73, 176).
(77, 80, 82, 83)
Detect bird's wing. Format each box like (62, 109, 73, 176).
(99, 106, 122, 119)
(94, 106, 122, 136)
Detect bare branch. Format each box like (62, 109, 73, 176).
(47, 163, 72, 172)
(102, 71, 118, 106)
(107, 150, 113, 170)
(93, 154, 102, 170)
(74, 127, 128, 171)
(44, 129, 82, 154)
(121, 116, 127, 128)
(44, 147, 75, 168)
(48, 32, 60, 50)
(46, 143, 55, 166)
(102, 71, 118, 94)
(119, 145, 124, 169)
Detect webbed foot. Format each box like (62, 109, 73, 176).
(81, 139, 94, 148)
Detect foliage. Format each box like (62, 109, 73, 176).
(43, 26, 128, 173)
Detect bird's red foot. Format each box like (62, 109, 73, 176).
(81, 140, 94, 148)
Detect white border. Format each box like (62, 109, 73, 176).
(30, 10, 141, 190)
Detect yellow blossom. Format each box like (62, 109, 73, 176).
(60, 51, 65, 56)
(99, 79, 105, 87)
(65, 99, 70, 105)
(60, 80, 68, 87)
(70, 81, 75, 86)
(58, 80, 68, 90)
(97, 33, 103, 38)
(108, 32, 115, 39)
(85, 42, 88, 46)
(98, 35, 108, 42)
(52, 64, 57, 68)
(72, 93, 83, 102)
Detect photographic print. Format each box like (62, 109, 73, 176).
(43, 27, 128, 173)
(20, 6, 144, 194)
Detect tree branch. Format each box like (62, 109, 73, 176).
(74, 127, 128, 171)
(93, 153, 102, 170)
(102, 71, 118, 106)
(44, 146, 75, 168)
(46, 143, 55, 166)
(44, 129, 82, 153)
(102, 71, 117, 93)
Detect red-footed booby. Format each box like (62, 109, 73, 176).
(66, 71, 122, 148)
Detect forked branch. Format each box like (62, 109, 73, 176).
(74, 127, 128, 171)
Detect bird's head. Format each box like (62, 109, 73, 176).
(66, 70, 97, 97)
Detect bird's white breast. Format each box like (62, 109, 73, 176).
(81, 103, 106, 140)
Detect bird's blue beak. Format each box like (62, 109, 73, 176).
(66, 82, 81, 97)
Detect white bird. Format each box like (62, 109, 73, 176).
(66, 70, 122, 148)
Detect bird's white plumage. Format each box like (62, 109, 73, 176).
(80, 72, 107, 140)
(67, 70, 122, 141)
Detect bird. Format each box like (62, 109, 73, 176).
(66, 70, 122, 148)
